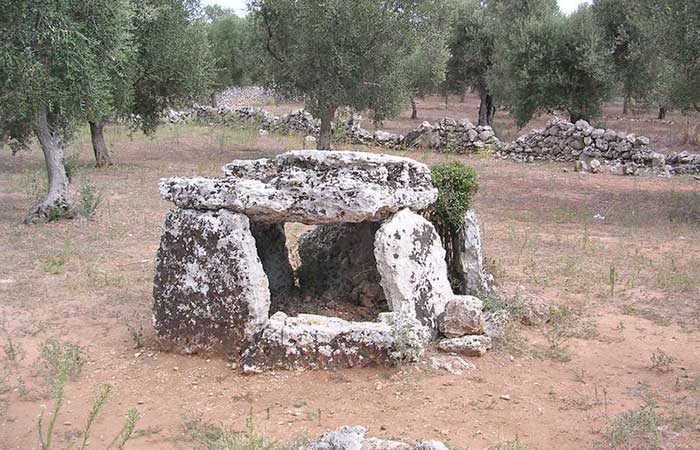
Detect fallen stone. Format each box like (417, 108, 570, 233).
(306, 426, 450, 450)
(153, 208, 270, 355)
(374, 209, 453, 330)
(437, 335, 492, 357)
(438, 296, 485, 337)
(240, 312, 428, 373)
(429, 355, 476, 375)
(160, 150, 438, 225)
(512, 295, 551, 326)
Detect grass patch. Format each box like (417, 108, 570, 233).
(621, 305, 671, 327)
(187, 410, 282, 450)
(596, 402, 660, 450)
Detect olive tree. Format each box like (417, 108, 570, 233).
(86, 0, 212, 168)
(0, 0, 133, 222)
(592, 0, 658, 115)
(130, 0, 212, 135)
(251, 0, 421, 149)
(445, 0, 495, 126)
(489, 5, 613, 126)
(655, 0, 700, 114)
(405, 1, 456, 120)
(445, 0, 559, 127)
(206, 9, 255, 104)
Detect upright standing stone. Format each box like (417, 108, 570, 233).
(153, 208, 270, 355)
(374, 209, 453, 330)
(454, 209, 491, 295)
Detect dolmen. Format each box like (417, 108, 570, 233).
(153, 150, 492, 372)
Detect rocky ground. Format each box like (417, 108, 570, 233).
(1, 97, 700, 450)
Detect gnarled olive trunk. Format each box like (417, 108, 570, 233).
(89, 121, 112, 168)
(210, 92, 218, 108)
(317, 106, 336, 150)
(623, 95, 630, 115)
(410, 97, 418, 120)
(477, 91, 495, 127)
(25, 109, 73, 224)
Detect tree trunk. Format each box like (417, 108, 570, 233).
(658, 106, 667, 120)
(569, 112, 585, 123)
(460, 93, 466, 103)
(210, 92, 218, 108)
(477, 92, 496, 127)
(410, 97, 418, 120)
(25, 109, 73, 224)
(622, 95, 630, 115)
(90, 121, 112, 168)
(317, 106, 336, 150)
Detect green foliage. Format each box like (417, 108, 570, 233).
(445, 0, 494, 98)
(0, 0, 135, 146)
(653, 0, 700, 112)
(592, 0, 659, 111)
(405, 1, 457, 102)
(206, 11, 258, 90)
(489, 5, 613, 125)
(131, 0, 213, 133)
(188, 409, 279, 450)
(250, 0, 421, 133)
(430, 162, 479, 232)
(39, 339, 83, 381)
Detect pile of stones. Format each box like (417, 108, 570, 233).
(153, 150, 494, 372)
(497, 118, 700, 175)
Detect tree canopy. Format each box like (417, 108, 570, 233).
(250, 0, 423, 149)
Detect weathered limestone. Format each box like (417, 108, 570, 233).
(154, 149, 494, 370)
(438, 335, 492, 357)
(153, 209, 270, 355)
(240, 312, 428, 373)
(374, 209, 454, 330)
(438, 296, 485, 337)
(297, 222, 385, 308)
(307, 426, 450, 450)
(454, 210, 491, 295)
(250, 221, 294, 297)
(160, 150, 438, 225)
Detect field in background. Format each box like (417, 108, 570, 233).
(1, 101, 700, 449)
(258, 93, 700, 154)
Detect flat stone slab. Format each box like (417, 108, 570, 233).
(160, 150, 438, 225)
(241, 312, 428, 372)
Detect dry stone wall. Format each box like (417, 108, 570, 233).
(165, 106, 700, 175)
(499, 118, 700, 175)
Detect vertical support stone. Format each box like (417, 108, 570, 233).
(153, 208, 270, 356)
(454, 210, 491, 295)
(374, 209, 454, 330)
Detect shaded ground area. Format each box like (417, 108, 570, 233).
(1, 110, 700, 449)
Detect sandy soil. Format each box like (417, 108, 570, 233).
(1, 100, 699, 450)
